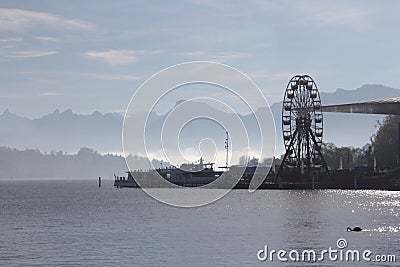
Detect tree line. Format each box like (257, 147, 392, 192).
(321, 115, 399, 170)
(0, 147, 164, 179)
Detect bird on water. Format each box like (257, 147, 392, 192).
(347, 227, 362, 232)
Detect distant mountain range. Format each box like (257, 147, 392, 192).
(0, 108, 123, 153)
(0, 84, 398, 158)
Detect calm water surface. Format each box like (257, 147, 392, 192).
(0, 179, 399, 266)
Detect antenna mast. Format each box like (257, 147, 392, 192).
(225, 131, 229, 168)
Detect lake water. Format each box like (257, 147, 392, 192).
(0, 179, 399, 266)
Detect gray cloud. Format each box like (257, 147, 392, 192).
(0, 8, 94, 32)
(83, 49, 163, 65)
(6, 50, 58, 58)
(33, 36, 60, 42)
(177, 51, 251, 63)
(86, 73, 144, 81)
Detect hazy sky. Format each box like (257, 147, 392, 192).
(1, 0, 400, 117)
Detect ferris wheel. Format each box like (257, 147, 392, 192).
(281, 75, 327, 171)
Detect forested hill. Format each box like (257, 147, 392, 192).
(0, 147, 162, 179)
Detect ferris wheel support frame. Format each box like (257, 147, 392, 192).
(277, 127, 328, 179)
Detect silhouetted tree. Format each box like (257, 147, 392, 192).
(372, 115, 400, 169)
(321, 143, 370, 170)
(248, 157, 259, 166)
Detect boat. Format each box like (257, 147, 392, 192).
(115, 157, 231, 188)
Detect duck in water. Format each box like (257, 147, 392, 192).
(347, 226, 362, 232)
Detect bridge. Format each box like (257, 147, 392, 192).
(323, 97, 400, 115)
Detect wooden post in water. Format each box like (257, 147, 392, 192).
(98, 177, 101, 187)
